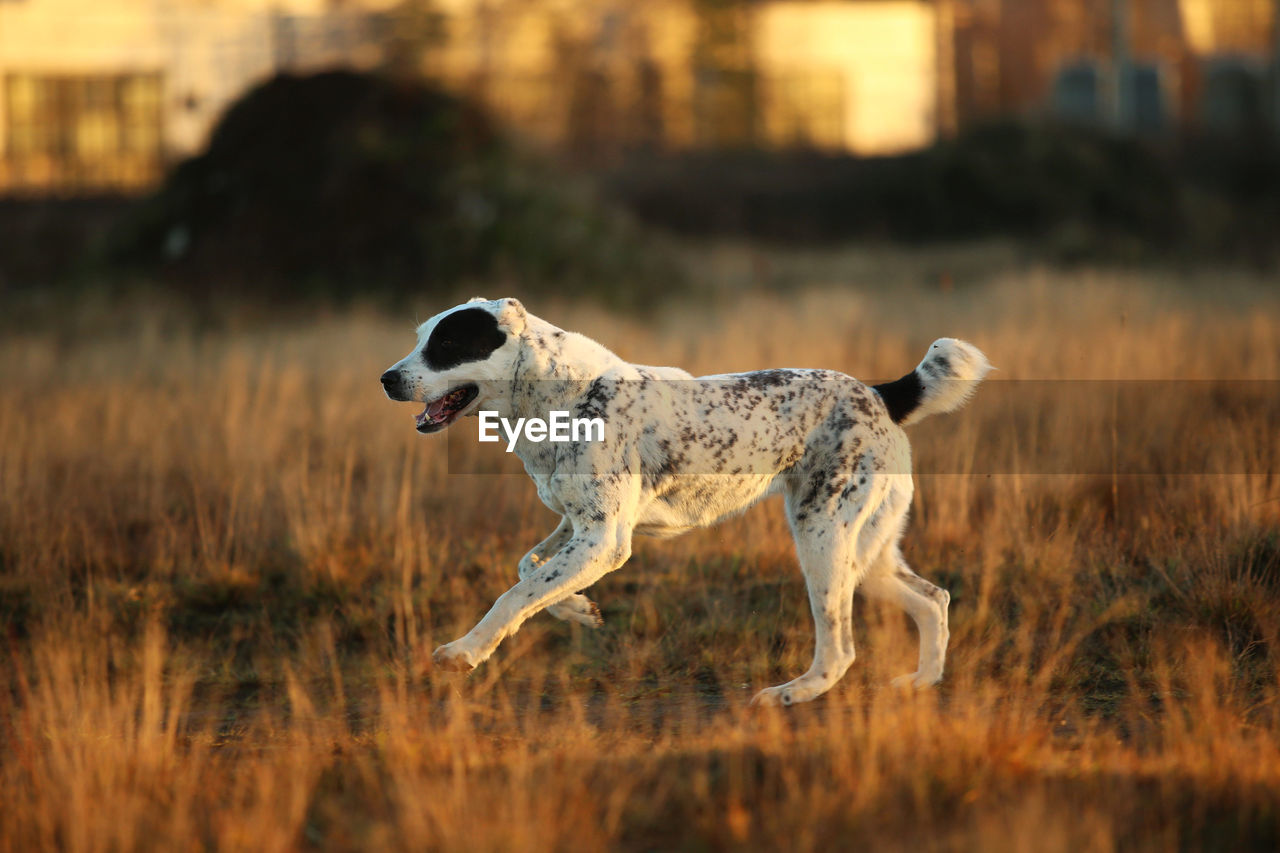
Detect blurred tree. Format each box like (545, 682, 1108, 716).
(104, 70, 682, 304)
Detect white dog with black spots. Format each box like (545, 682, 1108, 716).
(381, 297, 990, 706)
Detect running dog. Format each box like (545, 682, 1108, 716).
(381, 297, 990, 706)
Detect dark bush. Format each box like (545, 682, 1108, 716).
(0, 196, 132, 290)
(607, 120, 1280, 265)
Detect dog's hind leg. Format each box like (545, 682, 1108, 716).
(862, 545, 950, 689)
(519, 517, 604, 628)
(749, 527, 857, 707)
(751, 467, 888, 707)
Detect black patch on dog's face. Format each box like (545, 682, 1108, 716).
(422, 308, 507, 370)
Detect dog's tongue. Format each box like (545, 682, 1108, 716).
(428, 397, 454, 421)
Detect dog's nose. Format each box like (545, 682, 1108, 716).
(381, 369, 405, 399)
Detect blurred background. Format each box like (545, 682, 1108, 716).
(3, 9, 1280, 849)
(2, 0, 1279, 303)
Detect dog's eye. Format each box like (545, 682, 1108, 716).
(423, 307, 505, 369)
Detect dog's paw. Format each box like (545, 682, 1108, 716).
(750, 678, 837, 707)
(548, 594, 605, 629)
(749, 686, 797, 708)
(432, 642, 478, 673)
(890, 671, 942, 690)
(568, 597, 604, 629)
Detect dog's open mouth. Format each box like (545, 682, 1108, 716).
(415, 384, 479, 433)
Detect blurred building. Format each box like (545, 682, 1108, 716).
(421, 1, 940, 156)
(0, 0, 944, 192)
(1, 0, 1278, 194)
(961, 0, 1280, 133)
(0, 0, 391, 193)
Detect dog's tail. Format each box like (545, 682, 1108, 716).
(873, 338, 992, 426)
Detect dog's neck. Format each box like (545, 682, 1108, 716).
(506, 314, 626, 421)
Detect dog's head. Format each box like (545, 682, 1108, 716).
(381, 297, 527, 433)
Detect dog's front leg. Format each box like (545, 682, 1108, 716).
(518, 516, 605, 628)
(517, 516, 575, 576)
(433, 523, 631, 672)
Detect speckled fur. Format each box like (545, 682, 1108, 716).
(382, 297, 990, 706)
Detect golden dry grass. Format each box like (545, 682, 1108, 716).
(2, 259, 1279, 851)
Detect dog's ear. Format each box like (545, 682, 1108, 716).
(467, 296, 489, 304)
(496, 298, 527, 334)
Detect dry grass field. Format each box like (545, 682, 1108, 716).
(2, 255, 1279, 851)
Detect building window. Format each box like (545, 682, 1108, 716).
(3, 72, 164, 193)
